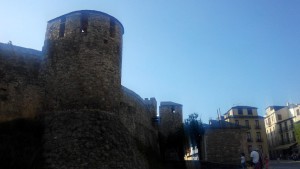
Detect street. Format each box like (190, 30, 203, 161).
(268, 160, 300, 169)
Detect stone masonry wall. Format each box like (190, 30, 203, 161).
(204, 128, 247, 165)
(0, 42, 43, 121)
(41, 110, 149, 169)
(159, 103, 183, 138)
(120, 86, 159, 154)
(0, 10, 162, 169)
(42, 10, 123, 112)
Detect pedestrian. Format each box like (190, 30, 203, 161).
(241, 153, 246, 169)
(250, 147, 261, 169)
(264, 155, 269, 169)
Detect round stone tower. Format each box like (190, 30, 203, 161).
(42, 10, 124, 112)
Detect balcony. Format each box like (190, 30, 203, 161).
(255, 125, 261, 129)
(256, 138, 263, 142)
(247, 138, 253, 142)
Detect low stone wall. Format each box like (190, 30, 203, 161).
(203, 128, 247, 165)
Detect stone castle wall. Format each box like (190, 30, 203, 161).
(0, 10, 161, 169)
(41, 110, 149, 169)
(0, 43, 43, 121)
(120, 87, 159, 150)
(42, 10, 123, 112)
(159, 103, 183, 138)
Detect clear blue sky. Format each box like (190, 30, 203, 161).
(1, 0, 300, 123)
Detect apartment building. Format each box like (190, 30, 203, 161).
(265, 104, 300, 159)
(224, 106, 268, 158)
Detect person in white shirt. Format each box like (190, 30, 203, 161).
(240, 153, 246, 169)
(250, 147, 261, 169)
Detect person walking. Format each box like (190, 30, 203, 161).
(250, 147, 261, 169)
(241, 153, 246, 169)
(264, 155, 269, 169)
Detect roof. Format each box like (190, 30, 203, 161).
(231, 106, 257, 109)
(160, 101, 182, 107)
(266, 106, 286, 111)
(273, 143, 297, 150)
(207, 120, 245, 129)
(224, 106, 257, 115)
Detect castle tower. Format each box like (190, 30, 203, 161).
(159, 101, 183, 137)
(42, 10, 124, 112)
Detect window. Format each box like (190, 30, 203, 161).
(238, 109, 243, 115)
(286, 133, 290, 143)
(297, 110, 300, 116)
(59, 16, 66, 37)
(284, 122, 287, 131)
(235, 120, 239, 125)
(277, 114, 282, 121)
(171, 106, 176, 113)
(255, 120, 260, 129)
(267, 118, 270, 126)
(245, 120, 250, 128)
(258, 145, 263, 153)
(80, 13, 88, 33)
(248, 145, 252, 154)
(247, 132, 252, 142)
(109, 19, 116, 37)
(256, 132, 262, 142)
(279, 123, 282, 132)
(247, 108, 253, 115)
(290, 120, 294, 129)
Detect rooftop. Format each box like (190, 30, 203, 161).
(266, 106, 286, 111)
(160, 101, 182, 107)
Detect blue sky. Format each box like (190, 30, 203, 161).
(1, 0, 300, 122)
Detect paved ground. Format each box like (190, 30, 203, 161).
(268, 160, 300, 169)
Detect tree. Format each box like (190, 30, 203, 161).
(294, 121, 300, 144)
(184, 113, 205, 160)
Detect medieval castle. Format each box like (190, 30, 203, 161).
(0, 10, 183, 169)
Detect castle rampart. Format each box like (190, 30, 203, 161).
(0, 42, 43, 121)
(120, 86, 159, 151)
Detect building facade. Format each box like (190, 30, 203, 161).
(224, 106, 269, 158)
(264, 104, 300, 159)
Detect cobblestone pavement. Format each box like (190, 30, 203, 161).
(268, 160, 300, 169)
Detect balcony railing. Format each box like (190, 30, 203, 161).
(255, 125, 261, 129)
(280, 140, 294, 145)
(247, 138, 253, 142)
(256, 138, 263, 142)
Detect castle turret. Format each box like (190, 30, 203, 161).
(42, 10, 123, 112)
(159, 101, 183, 137)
